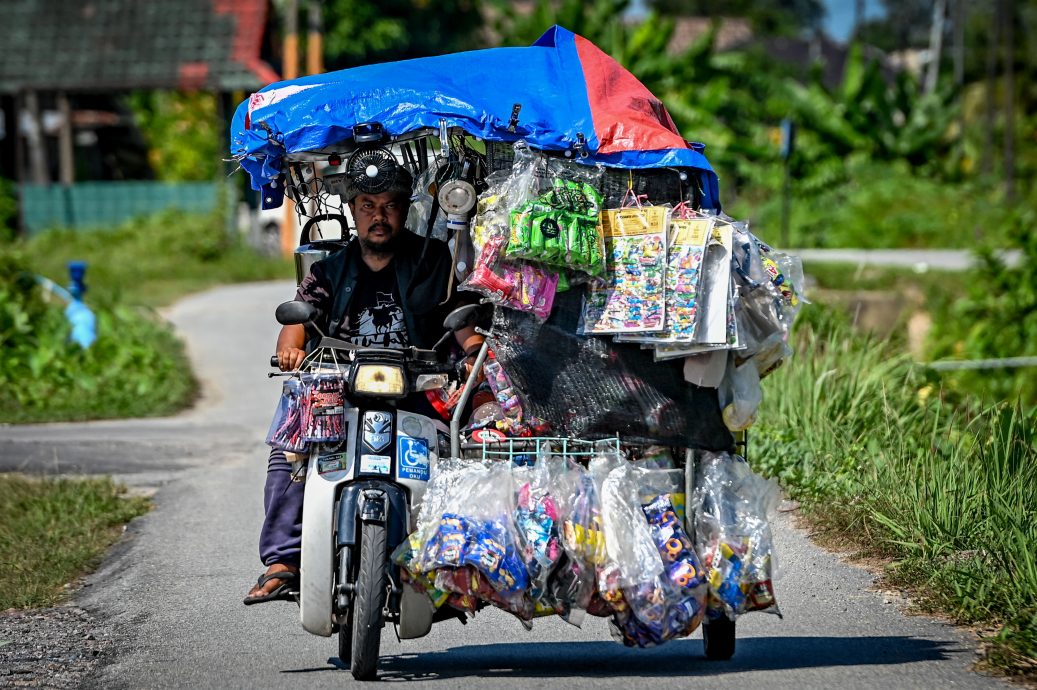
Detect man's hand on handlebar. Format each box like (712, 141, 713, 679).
(277, 347, 307, 372)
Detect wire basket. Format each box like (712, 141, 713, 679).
(461, 436, 621, 465)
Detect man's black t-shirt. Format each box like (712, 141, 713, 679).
(343, 260, 409, 348)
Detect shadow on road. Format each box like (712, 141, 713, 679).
(281, 635, 963, 680)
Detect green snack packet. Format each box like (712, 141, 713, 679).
(546, 213, 572, 263)
(507, 209, 533, 259)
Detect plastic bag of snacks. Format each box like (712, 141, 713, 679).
(513, 454, 563, 599)
(611, 492, 709, 647)
(590, 452, 664, 589)
(403, 460, 530, 617)
(693, 451, 781, 620)
(265, 378, 308, 453)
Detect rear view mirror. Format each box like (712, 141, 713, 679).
(275, 300, 319, 326)
(442, 304, 479, 332)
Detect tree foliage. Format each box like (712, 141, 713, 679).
(646, 0, 823, 34)
(321, 0, 485, 69)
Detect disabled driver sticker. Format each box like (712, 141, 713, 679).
(397, 437, 430, 481)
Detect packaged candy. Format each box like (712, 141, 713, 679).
(265, 378, 308, 452)
(462, 222, 559, 320)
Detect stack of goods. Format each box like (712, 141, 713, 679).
(461, 145, 609, 320)
(393, 449, 780, 647)
(457, 147, 804, 437)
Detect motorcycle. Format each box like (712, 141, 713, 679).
(270, 299, 484, 680)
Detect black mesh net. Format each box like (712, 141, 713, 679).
(489, 289, 734, 450)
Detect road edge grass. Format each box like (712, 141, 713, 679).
(753, 307, 1037, 680)
(0, 474, 151, 610)
(1, 209, 292, 424)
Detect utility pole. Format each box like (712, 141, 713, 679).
(981, 1, 999, 178)
(924, 0, 948, 95)
(281, 0, 299, 256)
(307, 0, 324, 76)
(1001, 0, 1015, 202)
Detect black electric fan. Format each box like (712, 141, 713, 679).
(346, 146, 398, 195)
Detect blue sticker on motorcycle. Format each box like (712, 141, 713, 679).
(397, 437, 430, 481)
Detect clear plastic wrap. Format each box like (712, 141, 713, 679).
(717, 355, 763, 432)
(693, 451, 782, 620)
(411, 461, 528, 596)
(265, 378, 308, 452)
(544, 458, 603, 626)
(501, 156, 606, 277)
(611, 491, 709, 647)
(591, 452, 664, 589)
(581, 204, 669, 334)
(299, 374, 346, 442)
(513, 454, 563, 602)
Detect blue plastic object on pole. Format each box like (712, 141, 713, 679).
(66, 261, 96, 349)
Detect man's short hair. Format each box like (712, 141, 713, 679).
(346, 163, 413, 204)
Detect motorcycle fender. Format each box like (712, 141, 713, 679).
(336, 481, 409, 554)
(300, 408, 359, 638)
(398, 585, 435, 639)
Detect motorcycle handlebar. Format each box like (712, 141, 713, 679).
(270, 355, 279, 368)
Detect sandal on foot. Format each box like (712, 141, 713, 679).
(243, 570, 298, 606)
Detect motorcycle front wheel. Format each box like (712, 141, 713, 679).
(350, 521, 388, 680)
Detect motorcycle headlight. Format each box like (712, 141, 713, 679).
(353, 364, 405, 396)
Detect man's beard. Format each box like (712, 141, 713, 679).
(359, 224, 399, 256)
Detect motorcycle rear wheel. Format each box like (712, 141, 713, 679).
(350, 521, 388, 680)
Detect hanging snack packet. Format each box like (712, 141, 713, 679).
(581, 204, 669, 334)
(265, 378, 308, 453)
(300, 373, 345, 442)
(463, 198, 559, 321)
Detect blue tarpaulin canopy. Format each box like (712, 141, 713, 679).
(231, 26, 720, 208)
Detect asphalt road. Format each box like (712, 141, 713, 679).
(0, 281, 1009, 688)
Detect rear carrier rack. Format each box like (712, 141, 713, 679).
(461, 436, 621, 464)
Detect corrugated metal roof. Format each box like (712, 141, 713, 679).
(0, 0, 278, 93)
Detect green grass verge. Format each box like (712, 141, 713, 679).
(0, 209, 292, 423)
(24, 208, 292, 308)
(754, 306, 1037, 677)
(0, 474, 151, 609)
(727, 162, 1031, 249)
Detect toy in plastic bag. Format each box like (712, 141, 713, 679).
(591, 452, 664, 589)
(300, 373, 346, 442)
(693, 451, 782, 620)
(611, 492, 708, 647)
(265, 378, 308, 452)
(462, 218, 560, 320)
(581, 202, 669, 334)
(513, 455, 562, 599)
(543, 459, 606, 625)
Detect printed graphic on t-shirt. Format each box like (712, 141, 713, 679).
(347, 291, 407, 347)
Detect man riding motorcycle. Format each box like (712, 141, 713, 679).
(245, 163, 483, 605)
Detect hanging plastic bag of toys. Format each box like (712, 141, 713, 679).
(609, 488, 709, 648)
(265, 378, 308, 453)
(546, 458, 605, 626)
(590, 451, 665, 589)
(692, 451, 782, 620)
